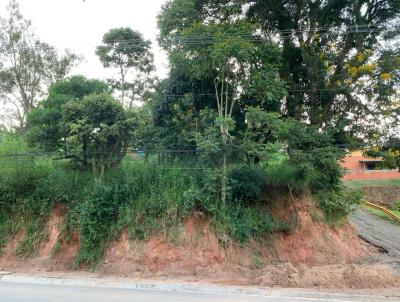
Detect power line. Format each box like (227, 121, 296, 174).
(156, 88, 356, 99)
(2, 24, 393, 52)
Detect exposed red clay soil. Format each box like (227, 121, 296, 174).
(0, 231, 25, 270)
(1, 198, 400, 290)
(0, 203, 78, 272)
(269, 196, 367, 265)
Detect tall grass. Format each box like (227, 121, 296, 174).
(0, 135, 286, 268)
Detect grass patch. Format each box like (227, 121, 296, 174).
(344, 179, 400, 189)
(362, 205, 400, 225)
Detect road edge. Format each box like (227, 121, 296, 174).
(1, 274, 399, 301)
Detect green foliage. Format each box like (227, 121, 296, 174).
(62, 93, 134, 173)
(27, 76, 109, 152)
(365, 137, 400, 171)
(344, 179, 400, 189)
(48, 75, 110, 100)
(0, 0, 79, 129)
(220, 204, 282, 244)
(395, 200, 400, 212)
(117, 160, 193, 240)
(251, 251, 264, 270)
(96, 28, 152, 71)
(240, 107, 344, 192)
(96, 27, 155, 105)
(28, 77, 135, 174)
(284, 122, 345, 191)
(171, 20, 286, 112)
(228, 165, 267, 203)
(0, 141, 55, 257)
(316, 189, 364, 223)
(263, 158, 307, 190)
(245, 0, 399, 133)
(129, 104, 158, 158)
(75, 183, 119, 268)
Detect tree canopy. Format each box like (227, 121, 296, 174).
(96, 27, 155, 107)
(28, 76, 134, 175)
(157, 0, 400, 141)
(0, 0, 79, 129)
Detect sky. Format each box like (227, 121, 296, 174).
(0, 0, 170, 80)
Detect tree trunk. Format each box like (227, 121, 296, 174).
(221, 128, 227, 206)
(221, 148, 227, 206)
(120, 66, 126, 105)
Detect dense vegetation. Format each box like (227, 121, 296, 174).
(1, 0, 398, 269)
(0, 126, 358, 268)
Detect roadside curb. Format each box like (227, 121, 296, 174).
(1, 274, 399, 301)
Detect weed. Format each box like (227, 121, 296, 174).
(252, 251, 265, 270)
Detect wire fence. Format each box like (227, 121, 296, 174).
(0, 143, 356, 161)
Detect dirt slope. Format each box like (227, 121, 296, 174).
(1, 198, 399, 290)
(361, 186, 400, 209)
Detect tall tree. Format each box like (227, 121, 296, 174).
(96, 28, 155, 107)
(0, 0, 79, 129)
(245, 0, 400, 132)
(164, 19, 285, 204)
(159, 0, 400, 138)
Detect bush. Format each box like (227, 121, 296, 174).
(221, 204, 282, 243)
(316, 189, 364, 222)
(75, 183, 119, 268)
(228, 165, 267, 203)
(263, 158, 310, 190)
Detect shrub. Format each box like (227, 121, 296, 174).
(75, 183, 119, 268)
(222, 204, 280, 243)
(263, 158, 310, 190)
(228, 165, 267, 203)
(316, 189, 364, 222)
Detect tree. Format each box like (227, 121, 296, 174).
(96, 28, 155, 107)
(365, 136, 400, 172)
(129, 103, 158, 163)
(242, 106, 344, 192)
(158, 0, 400, 138)
(27, 76, 134, 176)
(27, 75, 110, 152)
(62, 93, 134, 176)
(245, 0, 400, 132)
(0, 0, 79, 129)
(167, 20, 286, 204)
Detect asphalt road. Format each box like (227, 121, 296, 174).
(0, 281, 396, 302)
(350, 208, 400, 257)
(350, 207, 400, 273)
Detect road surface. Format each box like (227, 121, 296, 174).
(350, 208, 400, 256)
(0, 280, 397, 302)
(350, 208, 400, 272)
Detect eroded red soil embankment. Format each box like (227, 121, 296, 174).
(1, 198, 399, 289)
